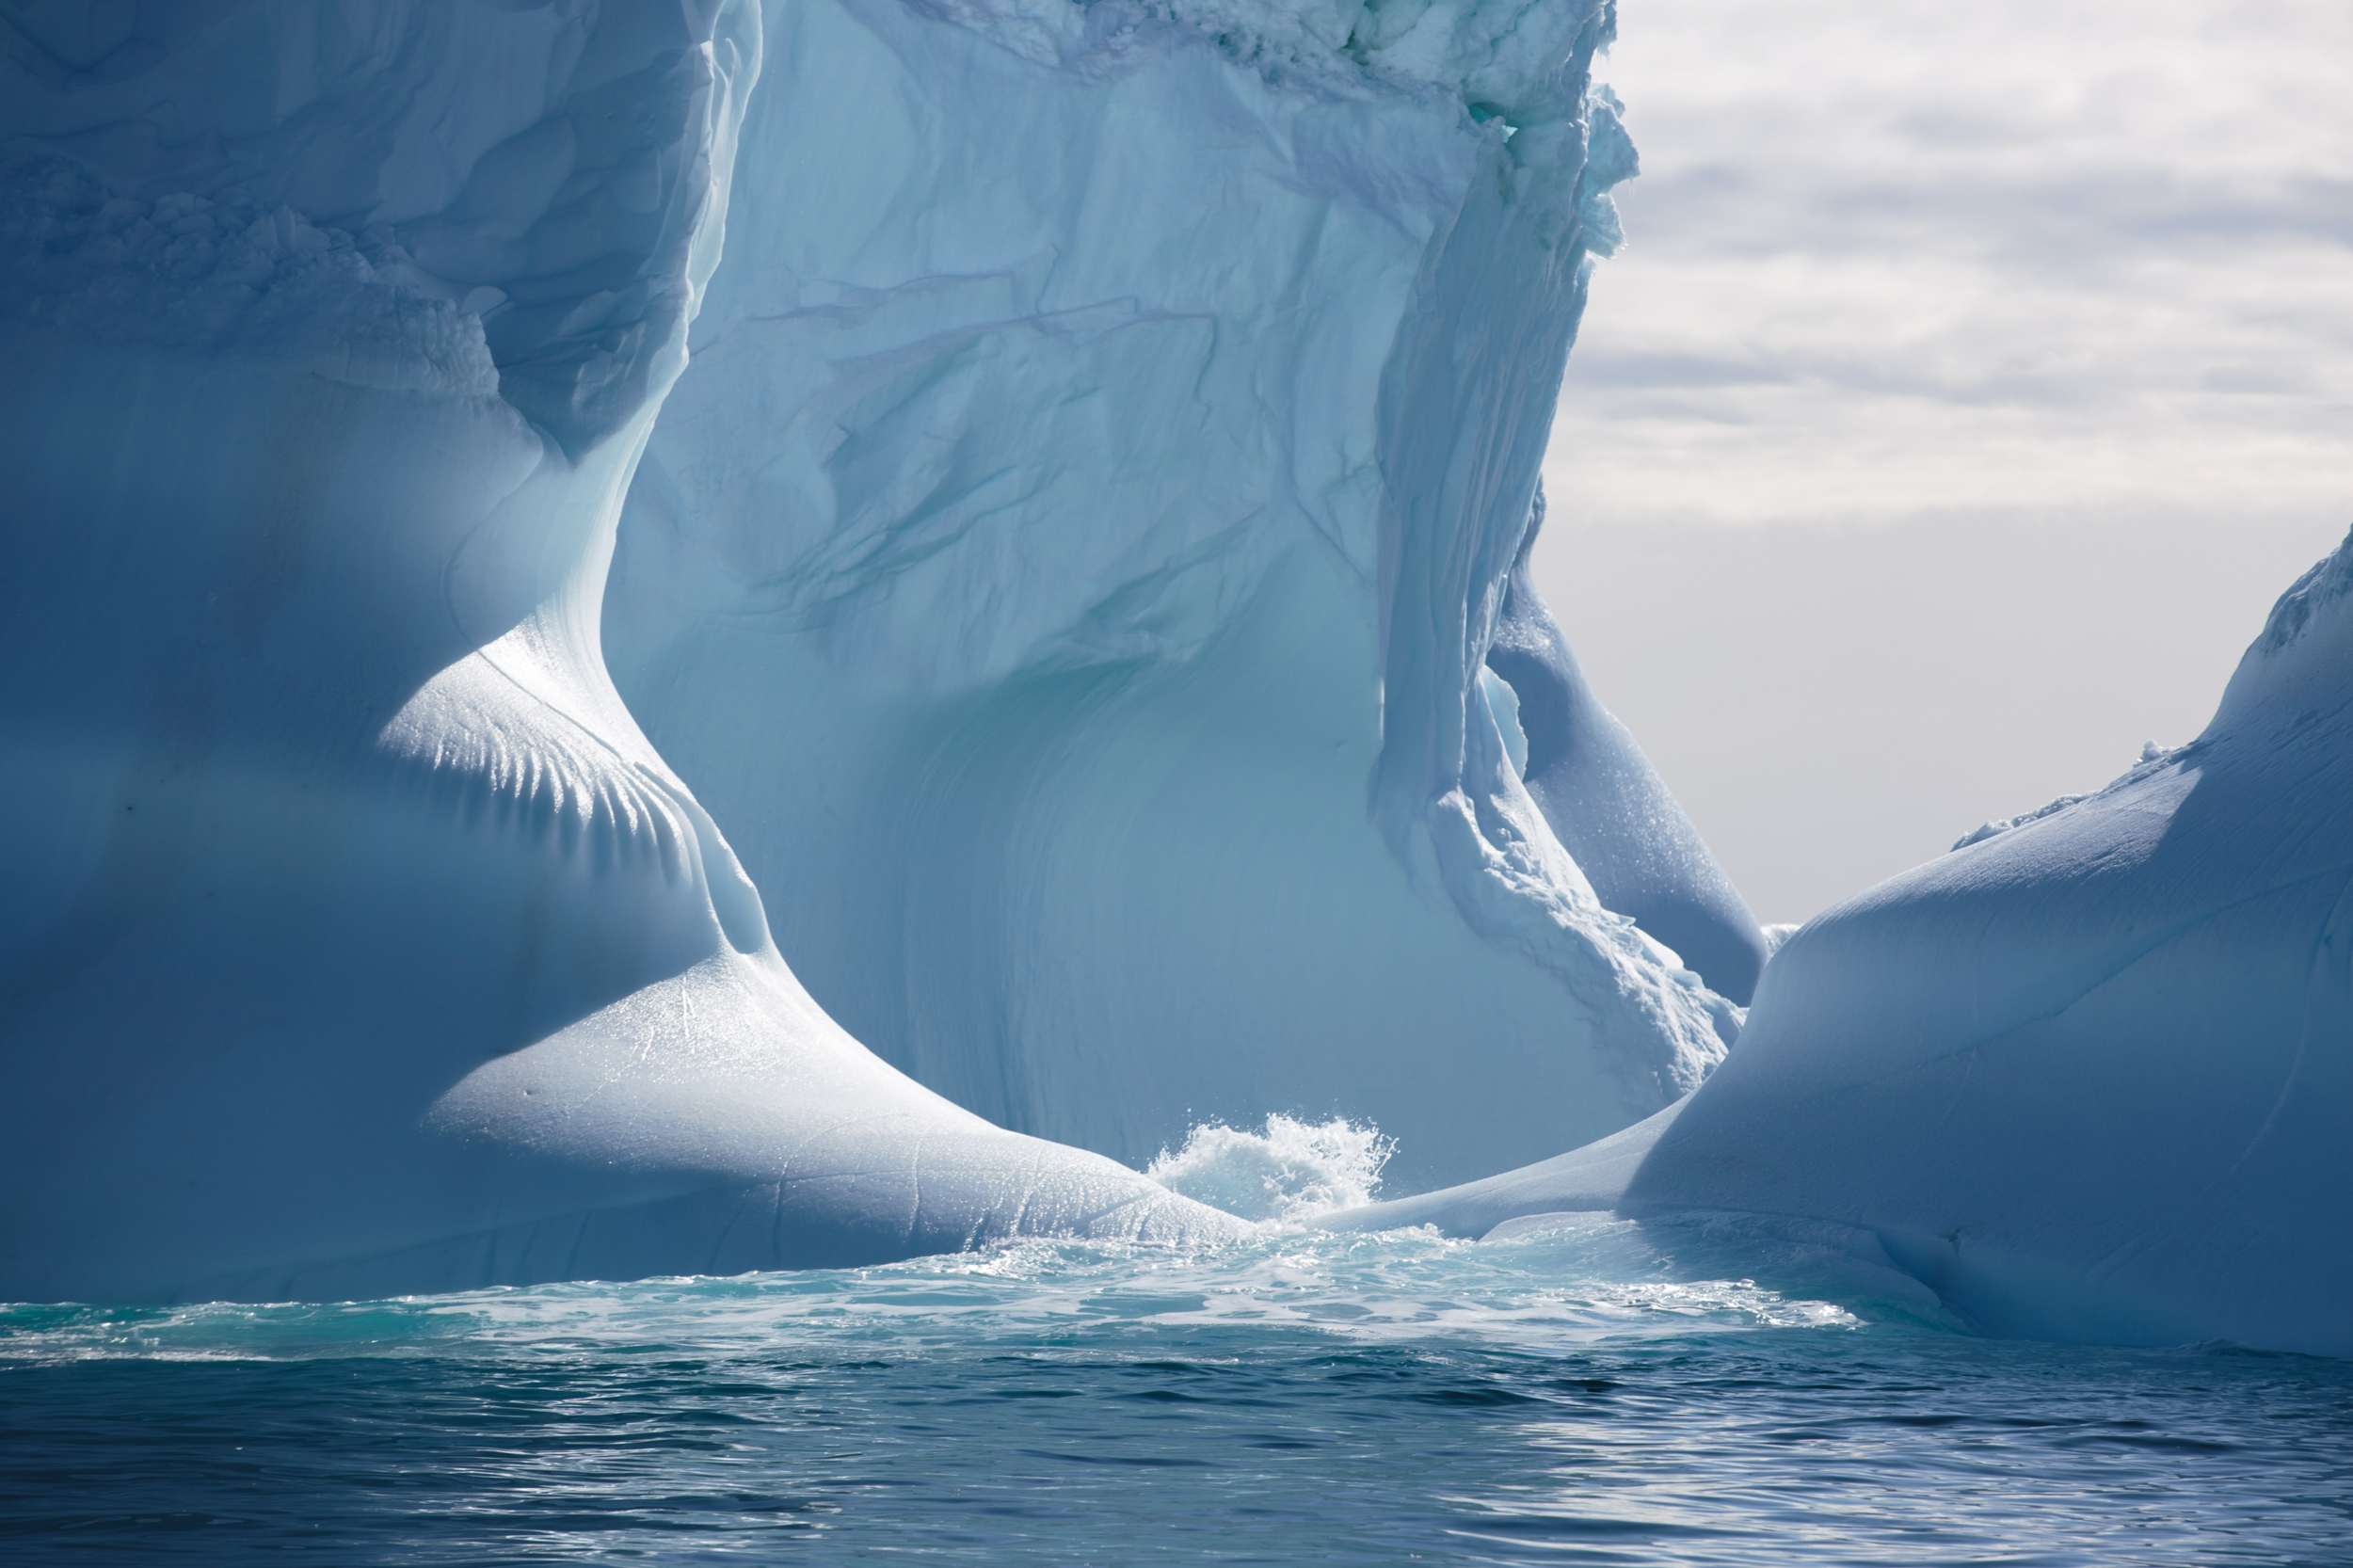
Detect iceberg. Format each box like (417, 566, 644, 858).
(1338, 532, 2353, 1357)
(8, 0, 2333, 1359)
(0, 0, 1240, 1304)
(3, 0, 1761, 1301)
(64, 0, 2335, 1352)
(2, 0, 2335, 1357)
(603, 0, 1745, 1192)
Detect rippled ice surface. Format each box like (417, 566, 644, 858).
(5, 1216, 2349, 1564)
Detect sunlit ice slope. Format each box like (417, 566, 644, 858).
(1339, 529, 2353, 1357)
(0, 0, 1237, 1305)
(604, 0, 1753, 1193)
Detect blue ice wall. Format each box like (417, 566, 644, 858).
(604, 0, 1739, 1194)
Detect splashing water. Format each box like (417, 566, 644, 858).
(1145, 1113, 1395, 1223)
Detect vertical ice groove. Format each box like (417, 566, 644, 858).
(1481, 488, 1768, 1005)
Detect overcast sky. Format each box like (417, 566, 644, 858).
(1533, 0, 2352, 925)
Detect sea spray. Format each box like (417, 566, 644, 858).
(1144, 1115, 1396, 1224)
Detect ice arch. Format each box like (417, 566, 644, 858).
(1338, 530, 2353, 1357)
(0, 0, 1234, 1304)
(605, 0, 1749, 1192)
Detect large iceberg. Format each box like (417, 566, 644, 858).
(21, 0, 2318, 1358)
(0, 0, 1761, 1300)
(604, 0, 1743, 1192)
(1339, 532, 2353, 1357)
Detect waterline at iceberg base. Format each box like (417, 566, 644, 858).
(8, 1234, 2351, 1565)
(3, 0, 2349, 1558)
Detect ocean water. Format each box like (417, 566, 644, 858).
(5, 1209, 2350, 1566)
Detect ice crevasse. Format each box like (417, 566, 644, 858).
(0, 0, 1756, 1300)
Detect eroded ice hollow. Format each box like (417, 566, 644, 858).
(605, 0, 1760, 1194)
(0, 0, 1247, 1304)
(1337, 532, 2353, 1358)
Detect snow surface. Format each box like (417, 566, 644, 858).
(0, 0, 1239, 1303)
(604, 0, 1739, 1192)
(1340, 530, 2353, 1357)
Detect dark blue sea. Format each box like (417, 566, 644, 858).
(5, 1218, 2349, 1565)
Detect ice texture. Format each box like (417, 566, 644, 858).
(603, 0, 1739, 1192)
(0, 0, 1239, 1304)
(1483, 489, 1768, 1001)
(1341, 531, 2353, 1357)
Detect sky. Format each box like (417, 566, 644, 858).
(1533, 0, 2353, 926)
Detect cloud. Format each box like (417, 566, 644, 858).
(1529, 0, 2352, 921)
(1534, 505, 2350, 923)
(1544, 0, 2353, 529)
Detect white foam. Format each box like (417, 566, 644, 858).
(1146, 1115, 1396, 1224)
(0, 1223, 1878, 1365)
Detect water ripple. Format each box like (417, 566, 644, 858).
(3, 1222, 2347, 1564)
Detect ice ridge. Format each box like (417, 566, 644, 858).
(1483, 487, 1768, 1001)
